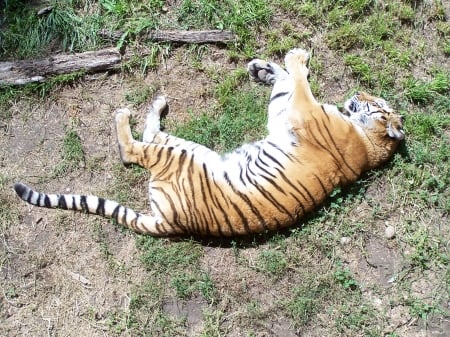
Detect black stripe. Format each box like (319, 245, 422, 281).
(44, 195, 51, 208)
(26, 190, 33, 203)
(80, 196, 88, 212)
(321, 105, 330, 121)
(296, 180, 317, 208)
(158, 148, 177, 178)
(319, 119, 358, 178)
(312, 173, 329, 197)
(121, 207, 127, 226)
(272, 168, 307, 214)
(96, 198, 105, 216)
(112, 205, 120, 220)
(224, 173, 266, 233)
(255, 153, 277, 178)
(266, 141, 294, 161)
(152, 187, 188, 234)
(149, 145, 167, 169)
(270, 91, 289, 103)
(202, 164, 225, 236)
(197, 173, 213, 236)
(58, 196, 68, 210)
(262, 149, 285, 169)
(210, 174, 236, 236)
(306, 119, 351, 179)
(229, 199, 251, 234)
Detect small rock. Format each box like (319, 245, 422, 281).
(340, 236, 351, 245)
(37, 6, 53, 16)
(385, 225, 396, 239)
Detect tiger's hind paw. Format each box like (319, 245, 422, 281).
(148, 96, 167, 117)
(115, 108, 132, 123)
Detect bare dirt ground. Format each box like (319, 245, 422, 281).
(1, 38, 449, 336)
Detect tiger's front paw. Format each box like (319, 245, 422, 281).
(285, 48, 310, 77)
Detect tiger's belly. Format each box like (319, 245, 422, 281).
(148, 173, 322, 236)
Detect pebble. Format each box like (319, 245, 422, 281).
(385, 225, 396, 239)
(340, 236, 351, 245)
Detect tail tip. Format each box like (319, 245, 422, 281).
(14, 182, 29, 199)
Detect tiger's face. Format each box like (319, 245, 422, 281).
(344, 91, 405, 141)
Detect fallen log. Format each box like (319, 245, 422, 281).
(147, 30, 235, 43)
(0, 30, 235, 85)
(0, 48, 121, 85)
(98, 29, 235, 44)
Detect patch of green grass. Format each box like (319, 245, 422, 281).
(125, 83, 159, 107)
(403, 71, 450, 104)
(344, 54, 373, 86)
(266, 23, 312, 57)
(171, 271, 215, 301)
(176, 0, 272, 57)
(0, 0, 102, 59)
(256, 249, 287, 277)
(53, 128, 85, 177)
(287, 276, 330, 326)
(199, 308, 224, 337)
(137, 237, 202, 271)
(173, 69, 268, 153)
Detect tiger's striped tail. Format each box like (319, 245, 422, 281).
(13, 183, 162, 235)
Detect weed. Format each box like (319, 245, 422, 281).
(334, 302, 380, 335)
(256, 249, 287, 277)
(334, 263, 359, 291)
(407, 298, 441, 321)
(200, 309, 223, 337)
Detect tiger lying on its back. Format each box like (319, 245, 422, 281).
(14, 48, 405, 237)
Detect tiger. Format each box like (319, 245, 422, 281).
(14, 48, 405, 237)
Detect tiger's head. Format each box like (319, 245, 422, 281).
(344, 91, 405, 141)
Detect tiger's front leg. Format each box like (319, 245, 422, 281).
(284, 48, 320, 115)
(115, 108, 142, 166)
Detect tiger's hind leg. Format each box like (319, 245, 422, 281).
(248, 59, 294, 140)
(142, 96, 167, 143)
(142, 96, 209, 150)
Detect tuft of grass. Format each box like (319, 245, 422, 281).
(256, 249, 287, 277)
(53, 128, 85, 177)
(403, 71, 450, 104)
(344, 54, 373, 86)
